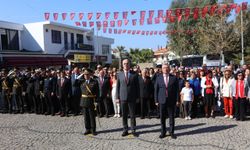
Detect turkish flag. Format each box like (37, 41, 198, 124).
(70, 13, 75, 20)
(149, 10, 154, 18)
(105, 12, 110, 20)
(132, 30, 136, 35)
(141, 31, 145, 35)
(242, 2, 248, 10)
(53, 13, 58, 21)
(118, 29, 122, 34)
(75, 22, 81, 26)
(109, 28, 112, 34)
(96, 12, 102, 20)
(193, 8, 199, 20)
(175, 9, 182, 17)
(140, 19, 144, 26)
(96, 21, 102, 28)
(103, 21, 108, 28)
(140, 11, 146, 19)
(147, 18, 152, 24)
(132, 19, 137, 26)
(146, 31, 149, 36)
(202, 6, 208, 18)
(110, 21, 115, 27)
(166, 10, 172, 18)
(162, 17, 167, 23)
(158, 10, 164, 18)
(150, 31, 153, 35)
(131, 11, 136, 15)
(155, 18, 160, 24)
(103, 28, 107, 33)
(122, 29, 127, 33)
(88, 13, 93, 20)
(123, 12, 128, 19)
(124, 19, 129, 26)
(154, 31, 158, 35)
(44, 13, 50, 20)
(136, 30, 141, 35)
(114, 29, 117, 34)
(127, 30, 132, 34)
(226, 5, 232, 14)
(114, 12, 119, 20)
(230, 3, 237, 9)
(210, 5, 217, 16)
(82, 21, 87, 27)
(170, 16, 175, 23)
(89, 22, 94, 27)
(79, 13, 84, 20)
(62, 13, 67, 20)
(117, 20, 122, 27)
(185, 8, 190, 21)
(159, 31, 162, 35)
(235, 5, 241, 14)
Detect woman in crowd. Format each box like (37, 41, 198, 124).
(111, 72, 120, 118)
(220, 69, 234, 119)
(232, 71, 249, 121)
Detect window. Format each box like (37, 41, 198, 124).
(0, 28, 19, 50)
(102, 45, 110, 55)
(77, 34, 83, 44)
(51, 30, 61, 44)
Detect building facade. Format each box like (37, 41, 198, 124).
(0, 20, 114, 68)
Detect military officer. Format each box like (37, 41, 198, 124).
(78, 69, 99, 136)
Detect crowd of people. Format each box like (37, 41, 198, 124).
(1, 61, 250, 137)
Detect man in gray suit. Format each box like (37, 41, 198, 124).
(116, 58, 140, 137)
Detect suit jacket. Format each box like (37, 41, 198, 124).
(154, 73, 178, 106)
(56, 77, 71, 99)
(138, 76, 153, 98)
(71, 73, 81, 96)
(97, 76, 111, 98)
(116, 70, 140, 102)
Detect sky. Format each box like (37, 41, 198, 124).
(0, 0, 248, 50)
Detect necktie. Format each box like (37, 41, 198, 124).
(61, 78, 64, 87)
(125, 72, 128, 84)
(100, 77, 103, 86)
(165, 75, 168, 97)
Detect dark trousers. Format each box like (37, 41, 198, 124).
(28, 93, 37, 113)
(60, 96, 69, 114)
(83, 106, 96, 132)
(2, 90, 12, 113)
(183, 101, 192, 117)
(37, 95, 44, 114)
(140, 98, 151, 117)
(45, 93, 54, 115)
(121, 101, 136, 132)
(234, 98, 246, 121)
(97, 97, 109, 116)
(12, 94, 24, 112)
(160, 102, 175, 135)
(191, 95, 199, 118)
(73, 94, 81, 114)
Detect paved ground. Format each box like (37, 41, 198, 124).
(0, 114, 250, 150)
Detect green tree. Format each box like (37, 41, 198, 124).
(129, 48, 154, 65)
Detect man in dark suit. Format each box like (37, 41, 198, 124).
(138, 68, 153, 119)
(116, 58, 140, 137)
(97, 69, 111, 118)
(155, 63, 178, 139)
(57, 71, 72, 117)
(71, 67, 81, 115)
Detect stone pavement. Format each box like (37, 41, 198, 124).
(0, 114, 250, 150)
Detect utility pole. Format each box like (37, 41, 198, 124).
(240, 9, 244, 65)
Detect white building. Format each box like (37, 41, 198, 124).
(0, 20, 114, 68)
(153, 47, 177, 65)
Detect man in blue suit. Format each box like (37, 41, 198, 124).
(155, 63, 178, 139)
(116, 58, 139, 137)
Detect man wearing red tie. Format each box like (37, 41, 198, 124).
(116, 59, 140, 137)
(155, 63, 178, 139)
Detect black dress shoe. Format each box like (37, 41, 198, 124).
(170, 134, 177, 139)
(131, 131, 138, 137)
(122, 131, 129, 137)
(91, 131, 97, 136)
(84, 131, 91, 135)
(159, 134, 165, 139)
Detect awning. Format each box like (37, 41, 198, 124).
(2, 56, 68, 67)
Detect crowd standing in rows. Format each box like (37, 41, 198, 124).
(1, 60, 250, 139)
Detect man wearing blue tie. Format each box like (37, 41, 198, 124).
(155, 63, 178, 139)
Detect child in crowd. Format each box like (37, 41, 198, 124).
(181, 80, 194, 120)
